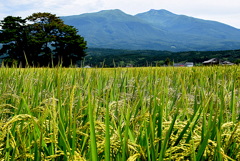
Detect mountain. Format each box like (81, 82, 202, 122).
(136, 9, 240, 41)
(61, 9, 240, 51)
(61, 9, 177, 50)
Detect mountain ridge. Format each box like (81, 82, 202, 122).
(61, 9, 240, 51)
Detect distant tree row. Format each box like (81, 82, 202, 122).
(0, 13, 87, 67)
(84, 48, 240, 67)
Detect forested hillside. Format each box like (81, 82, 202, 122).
(83, 48, 240, 67)
(61, 9, 240, 51)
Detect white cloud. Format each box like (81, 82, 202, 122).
(53, 0, 105, 15)
(6, 0, 37, 6)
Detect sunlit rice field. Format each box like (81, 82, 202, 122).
(0, 66, 239, 161)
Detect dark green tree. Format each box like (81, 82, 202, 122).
(26, 13, 65, 66)
(52, 24, 87, 66)
(234, 59, 240, 64)
(0, 16, 28, 66)
(0, 13, 87, 67)
(164, 57, 172, 66)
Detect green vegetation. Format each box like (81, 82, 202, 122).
(84, 48, 240, 67)
(61, 9, 240, 51)
(0, 66, 239, 160)
(0, 13, 87, 67)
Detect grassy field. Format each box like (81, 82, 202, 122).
(0, 66, 239, 160)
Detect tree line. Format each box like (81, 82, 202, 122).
(0, 13, 87, 67)
(84, 48, 240, 67)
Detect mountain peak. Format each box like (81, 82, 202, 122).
(97, 9, 126, 15)
(139, 9, 175, 16)
(150, 9, 174, 14)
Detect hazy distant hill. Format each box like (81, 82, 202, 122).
(136, 9, 240, 41)
(61, 9, 240, 51)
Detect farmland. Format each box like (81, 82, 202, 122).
(0, 66, 239, 160)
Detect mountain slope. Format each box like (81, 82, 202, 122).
(61, 9, 179, 50)
(61, 9, 240, 51)
(135, 9, 240, 40)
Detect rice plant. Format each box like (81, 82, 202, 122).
(0, 66, 239, 160)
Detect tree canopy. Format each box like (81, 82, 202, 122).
(0, 13, 87, 67)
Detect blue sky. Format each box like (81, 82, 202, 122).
(1, 0, 240, 28)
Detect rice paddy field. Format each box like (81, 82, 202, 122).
(0, 66, 239, 161)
